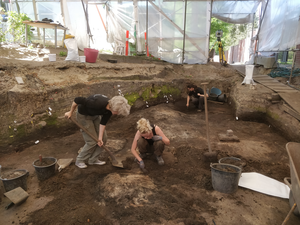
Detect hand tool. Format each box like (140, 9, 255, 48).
(69, 117, 124, 168)
(202, 82, 218, 162)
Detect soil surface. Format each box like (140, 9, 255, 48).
(0, 44, 299, 225)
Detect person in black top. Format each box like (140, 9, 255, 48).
(131, 118, 170, 169)
(65, 94, 131, 169)
(186, 84, 208, 112)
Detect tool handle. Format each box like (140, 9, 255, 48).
(201, 83, 212, 153)
(69, 117, 118, 162)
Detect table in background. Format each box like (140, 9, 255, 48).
(22, 21, 68, 48)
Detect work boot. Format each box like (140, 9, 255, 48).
(156, 155, 164, 166)
(88, 159, 106, 166)
(75, 162, 87, 169)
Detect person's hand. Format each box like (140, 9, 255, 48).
(138, 160, 145, 169)
(64, 111, 72, 119)
(186, 103, 189, 107)
(97, 139, 103, 147)
(152, 135, 162, 141)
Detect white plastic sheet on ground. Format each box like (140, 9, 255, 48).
(238, 172, 290, 199)
(258, 0, 300, 51)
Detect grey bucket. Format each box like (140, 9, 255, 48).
(0, 169, 29, 192)
(211, 163, 241, 194)
(33, 157, 57, 181)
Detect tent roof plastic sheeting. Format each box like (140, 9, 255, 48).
(258, 0, 300, 51)
(212, 0, 261, 24)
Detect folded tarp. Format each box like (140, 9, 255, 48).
(238, 172, 290, 199)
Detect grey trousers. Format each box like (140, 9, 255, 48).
(192, 96, 204, 110)
(137, 138, 165, 157)
(76, 112, 107, 164)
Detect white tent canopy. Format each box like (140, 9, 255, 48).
(3, 0, 300, 64)
(258, 0, 300, 52)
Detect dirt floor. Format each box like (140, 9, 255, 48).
(0, 44, 299, 225)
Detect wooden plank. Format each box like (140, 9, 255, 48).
(279, 91, 300, 113)
(256, 81, 281, 84)
(253, 75, 271, 77)
(283, 104, 300, 121)
(277, 90, 298, 92)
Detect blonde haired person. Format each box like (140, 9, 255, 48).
(65, 94, 131, 169)
(131, 118, 170, 169)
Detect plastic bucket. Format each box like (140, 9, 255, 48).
(33, 157, 57, 181)
(210, 87, 222, 96)
(79, 56, 86, 63)
(49, 54, 56, 62)
(209, 93, 218, 101)
(0, 169, 29, 192)
(211, 163, 241, 194)
(218, 157, 245, 169)
(84, 48, 99, 63)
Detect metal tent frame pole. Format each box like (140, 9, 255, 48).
(146, 0, 148, 57)
(32, 0, 40, 41)
(256, 0, 269, 53)
(182, 0, 187, 64)
(149, 0, 205, 57)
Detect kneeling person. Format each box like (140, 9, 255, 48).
(131, 118, 170, 169)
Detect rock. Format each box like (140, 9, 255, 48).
(38, 121, 47, 127)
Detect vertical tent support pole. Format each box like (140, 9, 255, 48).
(207, 0, 213, 62)
(133, 0, 140, 53)
(146, 0, 149, 57)
(182, 0, 187, 64)
(32, 0, 40, 40)
(43, 28, 45, 47)
(256, 0, 269, 54)
(55, 26, 57, 48)
(288, 50, 297, 84)
(25, 24, 28, 46)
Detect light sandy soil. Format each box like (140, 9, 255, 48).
(0, 44, 299, 225)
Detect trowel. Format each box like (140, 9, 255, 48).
(69, 117, 124, 168)
(4, 187, 29, 210)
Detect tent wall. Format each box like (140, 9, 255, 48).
(258, 0, 300, 51)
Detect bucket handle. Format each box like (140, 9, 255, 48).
(284, 177, 291, 189)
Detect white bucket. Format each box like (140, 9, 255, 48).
(48, 54, 56, 62)
(79, 56, 86, 63)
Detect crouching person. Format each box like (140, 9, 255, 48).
(131, 118, 170, 170)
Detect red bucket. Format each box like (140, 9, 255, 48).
(84, 48, 99, 63)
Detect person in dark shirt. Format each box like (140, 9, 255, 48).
(186, 84, 208, 112)
(65, 94, 131, 169)
(131, 118, 170, 169)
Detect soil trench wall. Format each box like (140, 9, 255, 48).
(1, 59, 299, 153)
(230, 82, 300, 142)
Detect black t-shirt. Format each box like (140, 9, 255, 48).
(188, 87, 204, 98)
(74, 94, 112, 125)
(142, 124, 156, 146)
